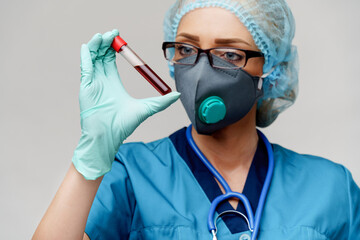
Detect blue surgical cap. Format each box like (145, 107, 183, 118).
(163, 0, 299, 127)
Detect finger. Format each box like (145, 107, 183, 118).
(103, 56, 122, 81)
(103, 45, 117, 76)
(103, 47, 116, 63)
(80, 44, 93, 85)
(98, 29, 119, 57)
(103, 47, 118, 79)
(102, 29, 120, 79)
(140, 91, 181, 116)
(87, 33, 102, 61)
(103, 29, 119, 63)
(103, 46, 116, 66)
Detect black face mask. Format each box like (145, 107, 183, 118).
(174, 54, 264, 135)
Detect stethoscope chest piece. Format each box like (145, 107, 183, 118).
(239, 233, 251, 240)
(212, 230, 252, 240)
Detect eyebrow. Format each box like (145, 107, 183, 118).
(214, 38, 251, 46)
(176, 33, 251, 46)
(176, 33, 200, 41)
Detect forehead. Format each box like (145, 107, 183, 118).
(176, 7, 255, 45)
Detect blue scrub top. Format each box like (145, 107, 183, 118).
(170, 127, 268, 234)
(85, 127, 360, 239)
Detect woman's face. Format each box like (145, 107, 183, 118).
(176, 7, 264, 76)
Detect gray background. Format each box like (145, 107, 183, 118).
(0, 0, 359, 239)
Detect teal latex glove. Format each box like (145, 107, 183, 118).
(72, 29, 180, 180)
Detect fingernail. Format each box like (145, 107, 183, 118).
(112, 29, 119, 36)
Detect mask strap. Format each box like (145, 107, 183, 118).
(257, 64, 280, 90)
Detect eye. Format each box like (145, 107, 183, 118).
(177, 46, 196, 56)
(222, 51, 244, 62)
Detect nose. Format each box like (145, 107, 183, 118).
(196, 52, 212, 66)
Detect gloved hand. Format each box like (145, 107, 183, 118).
(72, 29, 180, 180)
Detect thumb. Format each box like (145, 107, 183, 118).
(141, 91, 181, 116)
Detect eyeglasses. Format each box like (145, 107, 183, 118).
(162, 42, 264, 70)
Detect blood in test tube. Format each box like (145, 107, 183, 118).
(134, 65, 171, 95)
(111, 35, 172, 95)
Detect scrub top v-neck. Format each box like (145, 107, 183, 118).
(169, 127, 268, 234)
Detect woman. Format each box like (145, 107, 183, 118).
(33, 0, 360, 239)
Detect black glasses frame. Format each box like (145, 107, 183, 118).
(162, 41, 264, 69)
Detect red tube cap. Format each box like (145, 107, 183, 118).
(111, 36, 127, 52)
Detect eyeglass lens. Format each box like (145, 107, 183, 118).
(165, 43, 247, 69)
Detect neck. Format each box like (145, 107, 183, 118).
(191, 105, 258, 175)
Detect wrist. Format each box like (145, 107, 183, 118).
(72, 134, 119, 180)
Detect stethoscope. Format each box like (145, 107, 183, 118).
(185, 125, 274, 240)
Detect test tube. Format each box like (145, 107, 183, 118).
(111, 36, 172, 95)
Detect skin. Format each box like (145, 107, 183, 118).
(33, 7, 265, 240)
(33, 164, 101, 240)
(176, 7, 264, 209)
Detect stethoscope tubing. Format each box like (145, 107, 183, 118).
(252, 130, 274, 239)
(208, 192, 255, 232)
(186, 125, 274, 240)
